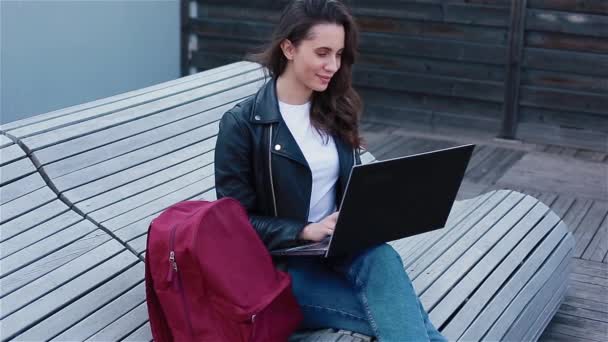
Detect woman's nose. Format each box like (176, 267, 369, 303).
(325, 57, 339, 72)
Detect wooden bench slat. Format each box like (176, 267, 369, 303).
(397, 193, 494, 265)
(408, 191, 515, 280)
(390, 198, 480, 263)
(104, 175, 215, 232)
(122, 321, 153, 342)
(41, 98, 228, 180)
(193, 188, 217, 201)
(53, 282, 145, 341)
(420, 195, 539, 310)
(63, 136, 216, 208)
(449, 217, 568, 340)
(0, 173, 46, 205)
(402, 192, 491, 268)
(0, 249, 137, 341)
(114, 214, 157, 245)
(86, 301, 149, 342)
(0, 158, 37, 187)
(53, 125, 218, 194)
(0, 144, 26, 166)
(0, 220, 99, 279)
(13, 263, 144, 341)
(395, 229, 443, 264)
(446, 193, 492, 224)
(79, 150, 213, 214)
(0, 187, 57, 225)
(128, 234, 149, 255)
(35, 82, 257, 168)
(503, 258, 570, 341)
(120, 188, 217, 255)
(391, 230, 437, 261)
(3, 231, 111, 296)
(428, 199, 552, 327)
(1, 210, 82, 258)
(525, 282, 570, 341)
(0, 200, 69, 243)
(0, 134, 13, 148)
(65, 142, 215, 214)
(91, 163, 214, 223)
(439, 210, 564, 337)
(21, 68, 263, 151)
(0, 61, 254, 132)
(481, 235, 574, 341)
(10, 63, 261, 141)
(405, 191, 506, 271)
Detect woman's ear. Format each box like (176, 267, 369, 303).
(280, 39, 295, 61)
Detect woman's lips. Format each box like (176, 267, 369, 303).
(317, 75, 331, 84)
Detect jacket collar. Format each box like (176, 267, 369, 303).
(249, 78, 355, 182)
(249, 77, 282, 124)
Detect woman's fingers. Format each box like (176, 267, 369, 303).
(322, 212, 339, 228)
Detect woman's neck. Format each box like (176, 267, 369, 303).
(276, 71, 312, 105)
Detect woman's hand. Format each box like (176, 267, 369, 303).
(299, 212, 339, 242)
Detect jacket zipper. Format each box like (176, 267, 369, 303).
(268, 125, 278, 217)
(167, 225, 195, 338)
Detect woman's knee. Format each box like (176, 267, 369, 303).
(358, 243, 403, 266)
(346, 244, 404, 284)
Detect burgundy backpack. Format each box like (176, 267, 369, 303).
(145, 197, 303, 341)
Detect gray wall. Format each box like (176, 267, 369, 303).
(1, 0, 180, 124)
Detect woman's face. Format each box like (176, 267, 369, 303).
(282, 23, 345, 93)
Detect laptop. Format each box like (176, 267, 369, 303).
(270, 144, 475, 258)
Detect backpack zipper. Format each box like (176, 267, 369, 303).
(167, 224, 195, 338)
(167, 226, 178, 284)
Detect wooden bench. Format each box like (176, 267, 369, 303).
(0, 61, 575, 341)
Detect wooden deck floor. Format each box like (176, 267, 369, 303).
(361, 120, 608, 342)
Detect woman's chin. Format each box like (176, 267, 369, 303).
(311, 83, 330, 92)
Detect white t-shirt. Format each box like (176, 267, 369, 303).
(278, 100, 340, 223)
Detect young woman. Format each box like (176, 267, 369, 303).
(214, 0, 447, 340)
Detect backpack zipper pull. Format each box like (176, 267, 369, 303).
(167, 250, 178, 284)
(167, 225, 179, 286)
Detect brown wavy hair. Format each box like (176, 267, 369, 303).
(249, 0, 364, 149)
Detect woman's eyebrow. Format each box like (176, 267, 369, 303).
(315, 47, 345, 52)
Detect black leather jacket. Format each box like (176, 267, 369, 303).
(214, 78, 362, 251)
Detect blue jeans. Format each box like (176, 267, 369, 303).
(286, 244, 447, 342)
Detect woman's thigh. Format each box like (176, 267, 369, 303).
(286, 256, 374, 336)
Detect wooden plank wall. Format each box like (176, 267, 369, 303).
(516, 0, 608, 151)
(183, 0, 607, 152)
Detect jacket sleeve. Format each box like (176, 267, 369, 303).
(214, 110, 308, 251)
